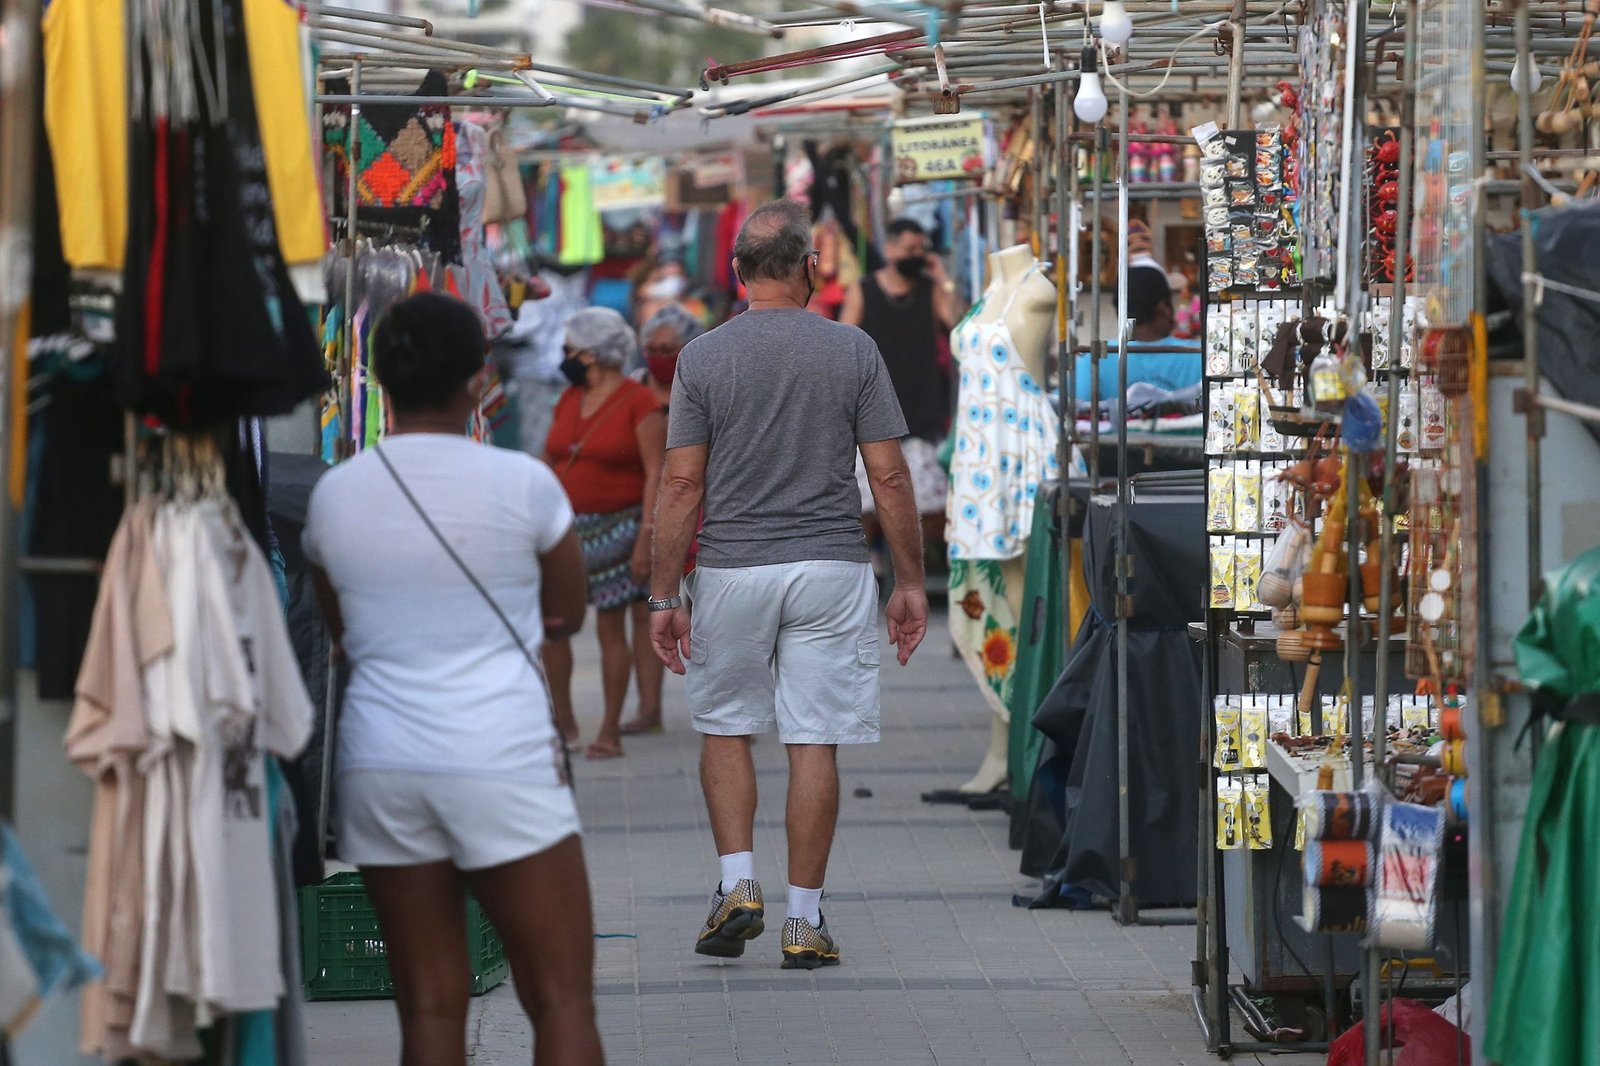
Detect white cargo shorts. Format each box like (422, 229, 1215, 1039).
(684, 560, 882, 745)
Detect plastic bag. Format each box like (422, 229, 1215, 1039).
(1259, 522, 1310, 608)
(1328, 998, 1470, 1066)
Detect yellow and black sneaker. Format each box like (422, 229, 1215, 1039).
(780, 914, 841, 970)
(694, 879, 765, 958)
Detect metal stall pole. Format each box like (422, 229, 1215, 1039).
(1467, 0, 1498, 1047)
(1372, 4, 1418, 1060)
(1032, 89, 1047, 253)
(1056, 83, 1078, 644)
(1113, 81, 1136, 927)
(1089, 127, 1105, 488)
(339, 59, 364, 461)
(1225, 0, 1247, 134)
(1515, 0, 1542, 609)
(1334, 0, 1378, 1057)
(0, 0, 41, 821)
(319, 56, 364, 867)
(1197, 0, 1250, 1048)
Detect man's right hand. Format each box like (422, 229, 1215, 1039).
(651, 605, 692, 675)
(886, 585, 929, 665)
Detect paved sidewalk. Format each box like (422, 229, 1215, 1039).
(306, 612, 1317, 1066)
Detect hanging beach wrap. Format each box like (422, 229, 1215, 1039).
(322, 70, 462, 263)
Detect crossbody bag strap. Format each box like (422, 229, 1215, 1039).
(374, 444, 573, 786)
(558, 383, 634, 476)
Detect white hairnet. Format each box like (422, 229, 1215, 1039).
(564, 307, 638, 369)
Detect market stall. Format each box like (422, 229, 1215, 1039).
(687, 2, 1600, 1064)
(4, 1, 1600, 1063)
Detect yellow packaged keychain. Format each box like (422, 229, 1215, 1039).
(1210, 540, 1236, 608)
(1208, 466, 1236, 532)
(1241, 699, 1268, 769)
(1234, 461, 1262, 531)
(1234, 387, 1260, 450)
(1214, 700, 1243, 771)
(1244, 775, 1273, 849)
(1235, 546, 1263, 612)
(1216, 777, 1245, 850)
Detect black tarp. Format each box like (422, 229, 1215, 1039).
(266, 451, 339, 888)
(1485, 201, 1600, 446)
(1021, 493, 1205, 907)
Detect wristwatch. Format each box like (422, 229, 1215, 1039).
(647, 595, 684, 613)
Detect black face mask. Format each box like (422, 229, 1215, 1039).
(894, 255, 927, 279)
(559, 355, 590, 388)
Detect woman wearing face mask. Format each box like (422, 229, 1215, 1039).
(543, 307, 667, 758)
(631, 302, 706, 410)
(633, 260, 691, 332)
(611, 303, 707, 736)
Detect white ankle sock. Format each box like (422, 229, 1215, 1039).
(719, 852, 754, 894)
(787, 885, 823, 925)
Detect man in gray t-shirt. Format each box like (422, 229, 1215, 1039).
(649, 199, 928, 971)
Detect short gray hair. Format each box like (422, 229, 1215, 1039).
(641, 303, 706, 347)
(564, 307, 637, 369)
(734, 199, 812, 283)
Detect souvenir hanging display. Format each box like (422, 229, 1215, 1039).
(1366, 128, 1414, 285)
(1195, 127, 1300, 294)
(1296, 0, 1348, 284)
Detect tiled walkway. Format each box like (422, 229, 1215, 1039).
(306, 612, 1319, 1065)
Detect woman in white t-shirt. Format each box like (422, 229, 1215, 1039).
(303, 293, 601, 1065)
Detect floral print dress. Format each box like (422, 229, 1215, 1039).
(945, 276, 1066, 717)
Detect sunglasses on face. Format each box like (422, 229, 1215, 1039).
(643, 342, 681, 357)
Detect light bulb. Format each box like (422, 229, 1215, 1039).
(1074, 45, 1109, 124)
(1510, 53, 1542, 94)
(1099, 1, 1134, 47)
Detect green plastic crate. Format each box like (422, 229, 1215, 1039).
(299, 872, 509, 1001)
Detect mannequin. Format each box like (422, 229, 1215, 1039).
(945, 244, 1061, 796)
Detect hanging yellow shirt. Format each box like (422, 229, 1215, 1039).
(42, 0, 127, 271)
(243, 0, 326, 265)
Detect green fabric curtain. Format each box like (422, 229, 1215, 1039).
(1485, 545, 1600, 1065)
(1005, 496, 1064, 803)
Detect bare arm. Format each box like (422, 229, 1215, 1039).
(631, 408, 667, 583)
(650, 443, 708, 673)
(926, 255, 958, 333)
(539, 527, 588, 641)
(859, 438, 929, 664)
(839, 282, 866, 327)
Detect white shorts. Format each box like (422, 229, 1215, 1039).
(857, 436, 949, 517)
(335, 769, 581, 871)
(685, 560, 882, 745)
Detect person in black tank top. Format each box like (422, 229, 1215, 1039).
(841, 217, 961, 569)
(841, 218, 957, 443)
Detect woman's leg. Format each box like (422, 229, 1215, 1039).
(543, 638, 580, 743)
(621, 600, 664, 733)
(464, 836, 603, 1066)
(362, 862, 472, 1066)
(585, 607, 629, 758)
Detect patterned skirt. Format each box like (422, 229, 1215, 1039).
(575, 506, 647, 611)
